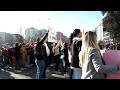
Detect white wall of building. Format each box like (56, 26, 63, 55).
(25, 27, 38, 40)
(0, 32, 5, 44)
(95, 22, 103, 42)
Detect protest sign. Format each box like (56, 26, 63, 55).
(101, 50, 120, 79)
(48, 27, 57, 43)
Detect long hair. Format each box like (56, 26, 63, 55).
(61, 42, 68, 50)
(79, 31, 100, 66)
(68, 29, 81, 50)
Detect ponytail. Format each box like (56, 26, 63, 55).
(68, 33, 74, 50)
(69, 33, 74, 45)
(68, 29, 81, 50)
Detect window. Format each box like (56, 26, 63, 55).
(103, 28, 106, 32)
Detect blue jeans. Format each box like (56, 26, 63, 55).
(62, 59, 66, 74)
(2, 56, 8, 66)
(26, 55, 30, 66)
(15, 57, 21, 70)
(35, 59, 45, 79)
(72, 69, 82, 79)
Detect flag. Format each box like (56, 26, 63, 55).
(29, 38, 32, 44)
(23, 39, 27, 45)
(60, 34, 64, 39)
(29, 39, 34, 47)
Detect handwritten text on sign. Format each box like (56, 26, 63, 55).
(48, 28, 57, 43)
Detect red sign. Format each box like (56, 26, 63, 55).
(23, 39, 27, 45)
(60, 34, 64, 39)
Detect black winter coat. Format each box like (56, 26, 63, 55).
(71, 40, 82, 68)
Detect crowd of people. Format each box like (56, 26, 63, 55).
(68, 29, 120, 79)
(0, 30, 70, 79)
(105, 43, 120, 50)
(0, 29, 120, 79)
(0, 41, 35, 72)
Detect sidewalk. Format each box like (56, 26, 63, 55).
(48, 64, 70, 79)
(0, 63, 70, 79)
(0, 65, 53, 79)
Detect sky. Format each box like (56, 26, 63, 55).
(0, 11, 104, 37)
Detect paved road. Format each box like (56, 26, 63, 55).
(0, 64, 70, 79)
(0, 65, 36, 79)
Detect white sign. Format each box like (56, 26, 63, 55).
(48, 27, 57, 43)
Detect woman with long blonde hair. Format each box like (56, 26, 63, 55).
(79, 31, 120, 79)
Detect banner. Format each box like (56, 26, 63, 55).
(48, 27, 57, 43)
(101, 50, 120, 79)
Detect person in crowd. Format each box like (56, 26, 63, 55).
(98, 40, 104, 50)
(1, 47, 5, 68)
(52, 39, 62, 72)
(117, 42, 120, 50)
(69, 29, 82, 79)
(14, 42, 22, 72)
(46, 42, 54, 67)
(0, 48, 3, 64)
(11, 46, 16, 67)
(20, 43, 27, 70)
(30, 43, 35, 66)
(8, 47, 14, 67)
(61, 42, 70, 77)
(42, 38, 51, 78)
(51, 42, 56, 66)
(79, 31, 120, 79)
(2, 46, 9, 69)
(26, 43, 31, 67)
(34, 30, 49, 79)
(68, 39, 72, 66)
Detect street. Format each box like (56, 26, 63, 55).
(0, 64, 70, 79)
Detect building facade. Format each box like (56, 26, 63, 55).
(95, 22, 113, 45)
(0, 32, 6, 46)
(25, 27, 39, 41)
(103, 28, 113, 45)
(95, 22, 104, 42)
(0, 32, 14, 46)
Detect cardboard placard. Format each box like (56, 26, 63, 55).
(101, 50, 120, 79)
(48, 28, 57, 43)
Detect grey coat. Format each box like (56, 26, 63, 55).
(81, 48, 118, 79)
